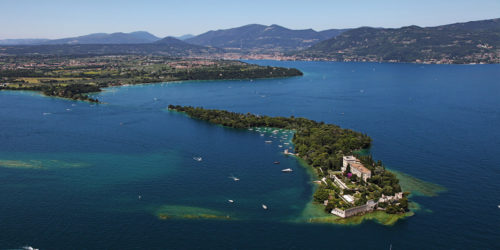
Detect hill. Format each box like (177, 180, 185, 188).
(42, 31, 160, 45)
(185, 24, 346, 52)
(295, 18, 500, 64)
(155, 36, 193, 46)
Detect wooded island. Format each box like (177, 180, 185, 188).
(168, 105, 410, 218)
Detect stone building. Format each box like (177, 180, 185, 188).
(331, 200, 376, 218)
(342, 156, 371, 181)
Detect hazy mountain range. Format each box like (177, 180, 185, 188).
(184, 24, 347, 52)
(294, 18, 500, 63)
(1, 18, 499, 63)
(0, 24, 347, 52)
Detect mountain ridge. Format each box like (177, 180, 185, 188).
(41, 31, 161, 45)
(294, 18, 500, 63)
(184, 24, 347, 52)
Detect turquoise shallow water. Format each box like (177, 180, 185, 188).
(0, 61, 499, 249)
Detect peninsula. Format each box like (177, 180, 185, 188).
(168, 105, 410, 218)
(0, 55, 302, 102)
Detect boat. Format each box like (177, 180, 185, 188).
(228, 200, 234, 203)
(193, 157, 202, 162)
(22, 246, 39, 250)
(278, 145, 283, 148)
(265, 140, 272, 143)
(273, 161, 280, 164)
(281, 168, 293, 172)
(262, 204, 268, 210)
(138, 195, 142, 200)
(498, 204, 500, 208)
(229, 175, 240, 181)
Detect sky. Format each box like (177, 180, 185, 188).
(1, 0, 499, 39)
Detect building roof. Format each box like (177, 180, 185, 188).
(350, 162, 371, 174)
(343, 155, 358, 161)
(343, 195, 355, 203)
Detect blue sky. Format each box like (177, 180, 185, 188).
(1, 0, 499, 39)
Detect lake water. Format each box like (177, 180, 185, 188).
(0, 60, 499, 249)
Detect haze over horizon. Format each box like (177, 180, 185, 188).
(1, 0, 499, 39)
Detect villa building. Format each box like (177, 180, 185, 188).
(342, 156, 371, 181)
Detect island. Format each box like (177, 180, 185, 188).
(167, 105, 410, 219)
(0, 55, 303, 102)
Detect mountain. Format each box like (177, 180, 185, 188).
(0, 38, 50, 45)
(185, 24, 346, 52)
(155, 36, 190, 45)
(318, 29, 350, 39)
(153, 36, 213, 51)
(42, 31, 160, 45)
(176, 34, 195, 40)
(295, 18, 500, 64)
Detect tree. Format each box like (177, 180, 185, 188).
(313, 187, 330, 202)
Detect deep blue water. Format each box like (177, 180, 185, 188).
(0, 61, 499, 249)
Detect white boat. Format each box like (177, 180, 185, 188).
(229, 175, 240, 181)
(193, 157, 202, 162)
(228, 199, 234, 203)
(498, 204, 500, 208)
(278, 145, 283, 148)
(22, 246, 39, 250)
(281, 168, 293, 172)
(260, 134, 264, 136)
(265, 140, 272, 143)
(262, 204, 268, 210)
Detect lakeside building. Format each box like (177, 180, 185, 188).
(342, 156, 371, 181)
(331, 200, 377, 218)
(378, 192, 404, 203)
(321, 156, 404, 218)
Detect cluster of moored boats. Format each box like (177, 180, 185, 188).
(190, 128, 297, 211)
